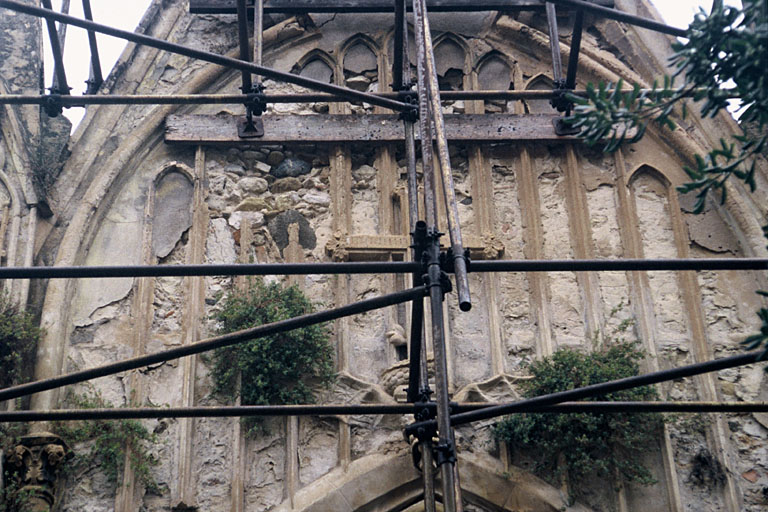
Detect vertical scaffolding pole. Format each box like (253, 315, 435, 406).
(253, 0, 264, 78)
(236, 0, 253, 92)
(412, 0, 461, 509)
(397, 2, 436, 508)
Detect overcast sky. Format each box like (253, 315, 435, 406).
(42, 1, 737, 128)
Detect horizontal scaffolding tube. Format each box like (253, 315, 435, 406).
(0, 286, 428, 403)
(0, 0, 410, 113)
(2, 401, 765, 422)
(0, 88, 738, 107)
(0, 258, 765, 280)
(446, 351, 764, 427)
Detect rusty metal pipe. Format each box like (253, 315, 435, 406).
(414, 0, 470, 312)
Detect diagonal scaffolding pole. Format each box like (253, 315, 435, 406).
(547, 0, 686, 37)
(0, 286, 427, 404)
(403, 350, 764, 435)
(413, 0, 470, 312)
(81, 0, 103, 93)
(0, 0, 412, 113)
(40, 0, 70, 94)
(3, 401, 768, 423)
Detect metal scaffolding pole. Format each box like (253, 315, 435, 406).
(564, 8, 584, 89)
(81, 0, 103, 93)
(0, 258, 764, 280)
(0, 88, 740, 106)
(547, 0, 687, 37)
(0, 0, 412, 112)
(545, 2, 564, 86)
(236, 0, 253, 93)
(0, 286, 427, 403)
(414, 0, 470, 312)
(2, 401, 767, 423)
(40, 0, 70, 94)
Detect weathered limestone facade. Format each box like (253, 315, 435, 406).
(2, 0, 768, 510)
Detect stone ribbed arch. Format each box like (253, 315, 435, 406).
(295, 48, 336, 85)
(272, 453, 593, 512)
(474, 51, 514, 91)
(31, 15, 312, 417)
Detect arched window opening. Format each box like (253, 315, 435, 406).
(434, 38, 465, 92)
(477, 54, 513, 113)
(343, 42, 379, 92)
(298, 58, 334, 84)
(524, 74, 556, 114)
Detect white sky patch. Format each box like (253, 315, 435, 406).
(41, 0, 738, 129)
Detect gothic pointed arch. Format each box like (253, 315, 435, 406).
(474, 51, 515, 113)
(432, 32, 470, 91)
(271, 453, 594, 512)
(339, 34, 381, 96)
(523, 73, 556, 114)
(293, 49, 336, 85)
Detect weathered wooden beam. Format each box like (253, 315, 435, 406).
(165, 114, 580, 144)
(189, 0, 613, 14)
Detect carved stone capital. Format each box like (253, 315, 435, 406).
(481, 232, 505, 260)
(325, 231, 349, 261)
(3, 433, 72, 512)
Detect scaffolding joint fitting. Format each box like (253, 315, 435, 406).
(244, 83, 267, 116)
(42, 94, 64, 118)
(239, 84, 267, 138)
(550, 78, 573, 114)
(440, 248, 470, 275)
(434, 440, 457, 467)
(398, 91, 419, 122)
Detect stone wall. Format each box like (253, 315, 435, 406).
(10, 1, 768, 511)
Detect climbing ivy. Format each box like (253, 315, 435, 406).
(493, 340, 663, 499)
(210, 278, 335, 434)
(54, 391, 159, 493)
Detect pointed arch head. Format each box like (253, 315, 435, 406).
(475, 51, 514, 91)
(384, 26, 417, 69)
(627, 163, 672, 190)
(339, 34, 381, 93)
(433, 33, 470, 91)
(293, 49, 337, 84)
(523, 73, 556, 114)
(273, 452, 592, 512)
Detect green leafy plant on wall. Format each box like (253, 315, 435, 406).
(209, 278, 335, 434)
(493, 330, 663, 501)
(0, 294, 42, 390)
(0, 295, 42, 510)
(54, 391, 159, 493)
